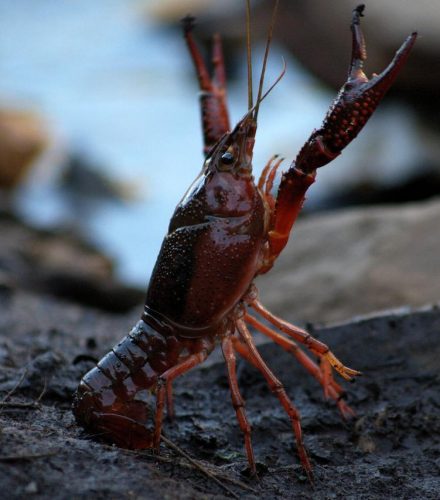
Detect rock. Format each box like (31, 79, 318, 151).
(0, 109, 47, 190)
(264, 0, 438, 105)
(257, 197, 440, 325)
(24, 481, 38, 494)
(0, 210, 144, 312)
(61, 154, 137, 202)
(317, 170, 440, 209)
(147, 0, 238, 25)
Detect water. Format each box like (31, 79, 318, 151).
(0, 0, 421, 285)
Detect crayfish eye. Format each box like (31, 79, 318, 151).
(221, 151, 234, 165)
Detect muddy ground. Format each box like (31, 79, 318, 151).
(0, 285, 439, 499)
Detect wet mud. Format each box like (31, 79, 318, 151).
(0, 288, 439, 499)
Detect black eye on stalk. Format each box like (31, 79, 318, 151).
(221, 152, 234, 165)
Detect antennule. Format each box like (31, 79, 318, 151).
(254, 0, 280, 121)
(246, 0, 253, 110)
(229, 59, 285, 134)
(257, 57, 286, 106)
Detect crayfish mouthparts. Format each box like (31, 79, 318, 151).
(73, 4, 416, 482)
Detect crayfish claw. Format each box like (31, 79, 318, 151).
(295, 7, 417, 175)
(350, 5, 367, 78)
(362, 31, 417, 96)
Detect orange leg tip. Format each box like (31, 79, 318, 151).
(339, 403, 357, 420)
(335, 392, 357, 420)
(302, 463, 314, 486)
(324, 352, 361, 381)
(296, 446, 314, 484)
(248, 464, 258, 478)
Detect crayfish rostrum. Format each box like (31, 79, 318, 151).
(73, 3, 416, 481)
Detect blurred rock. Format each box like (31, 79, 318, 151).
(148, 0, 238, 25)
(262, 0, 438, 113)
(61, 154, 138, 202)
(314, 168, 440, 210)
(258, 197, 440, 325)
(0, 210, 144, 312)
(0, 109, 48, 190)
(149, 0, 440, 116)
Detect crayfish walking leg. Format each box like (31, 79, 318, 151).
(221, 334, 257, 474)
(244, 313, 355, 419)
(236, 319, 314, 482)
(153, 350, 209, 448)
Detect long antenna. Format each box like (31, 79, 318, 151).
(236, 58, 286, 126)
(255, 58, 286, 109)
(254, 0, 279, 122)
(246, 0, 253, 110)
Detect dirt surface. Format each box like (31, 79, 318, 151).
(0, 286, 439, 499)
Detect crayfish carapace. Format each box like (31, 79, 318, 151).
(73, 3, 416, 481)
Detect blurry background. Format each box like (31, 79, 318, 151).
(0, 0, 438, 301)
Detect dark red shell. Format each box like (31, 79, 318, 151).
(145, 169, 266, 336)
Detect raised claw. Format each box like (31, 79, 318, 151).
(295, 4, 417, 174)
(182, 16, 231, 156)
(260, 6, 417, 271)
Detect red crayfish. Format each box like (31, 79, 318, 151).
(73, 3, 416, 481)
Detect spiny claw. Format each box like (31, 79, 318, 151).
(295, 5, 417, 174)
(182, 15, 231, 155)
(324, 351, 361, 381)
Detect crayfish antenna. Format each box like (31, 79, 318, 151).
(254, 0, 280, 122)
(245, 0, 254, 111)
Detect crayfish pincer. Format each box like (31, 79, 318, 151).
(73, 3, 416, 482)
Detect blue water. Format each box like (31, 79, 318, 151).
(0, 0, 420, 285)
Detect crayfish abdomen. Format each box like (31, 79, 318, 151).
(73, 318, 216, 449)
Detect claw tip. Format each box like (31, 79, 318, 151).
(353, 4, 365, 23)
(181, 14, 196, 34)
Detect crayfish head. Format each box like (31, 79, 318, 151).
(206, 114, 257, 177)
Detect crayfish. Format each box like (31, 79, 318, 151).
(73, 3, 416, 481)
